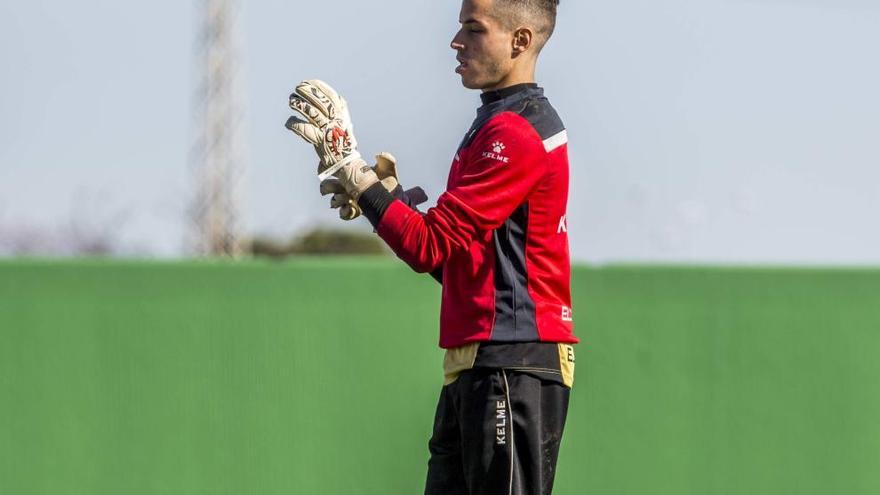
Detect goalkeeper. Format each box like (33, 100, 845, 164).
(286, 1, 576, 493)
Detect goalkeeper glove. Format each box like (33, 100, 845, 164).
(320, 152, 428, 220)
(285, 79, 378, 199)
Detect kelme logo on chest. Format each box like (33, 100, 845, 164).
(482, 141, 510, 163)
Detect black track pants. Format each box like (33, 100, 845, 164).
(424, 368, 570, 495)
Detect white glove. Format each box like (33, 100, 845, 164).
(320, 152, 402, 220)
(286, 80, 379, 199)
(321, 152, 429, 221)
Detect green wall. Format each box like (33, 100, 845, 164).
(1, 260, 879, 494)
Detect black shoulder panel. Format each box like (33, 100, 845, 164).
(511, 96, 566, 141)
(459, 90, 566, 152)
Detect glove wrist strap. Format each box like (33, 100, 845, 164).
(318, 152, 363, 181)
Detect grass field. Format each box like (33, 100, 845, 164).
(2, 259, 879, 494)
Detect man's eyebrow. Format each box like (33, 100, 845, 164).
(460, 18, 484, 26)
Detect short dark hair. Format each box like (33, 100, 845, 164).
(494, 0, 560, 51)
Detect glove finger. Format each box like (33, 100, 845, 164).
(339, 203, 361, 221)
(289, 95, 331, 128)
(373, 152, 398, 180)
(304, 80, 341, 104)
(285, 116, 322, 145)
(308, 81, 354, 129)
(319, 178, 346, 196)
(298, 80, 341, 119)
(330, 192, 351, 208)
(303, 81, 357, 148)
(305, 79, 341, 100)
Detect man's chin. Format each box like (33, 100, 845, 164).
(459, 73, 506, 91)
(460, 75, 490, 90)
(461, 79, 482, 90)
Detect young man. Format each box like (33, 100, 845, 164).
(286, 0, 575, 493)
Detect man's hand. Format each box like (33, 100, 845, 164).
(320, 152, 429, 221)
(320, 152, 401, 220)
(285, 80, 379, 198)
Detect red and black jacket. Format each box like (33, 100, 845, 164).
(359, 83, 578, 349)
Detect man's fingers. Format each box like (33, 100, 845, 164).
(374, 152, 400, 192)
(373, 152, 398, 180)
(320, 178, 346, 196)
(330, 193, 351, 209)
(289, 95, 331, 128)
(285, 116, 322, 145)
(304, 80, 341, 100)
(339, 203, 360, 221)
(296, 80, 339, 119)
(324, 186, 361, 221)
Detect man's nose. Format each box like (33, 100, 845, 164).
(450, 32, 464, 51)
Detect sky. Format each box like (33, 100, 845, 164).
(0, 0, 878, 263)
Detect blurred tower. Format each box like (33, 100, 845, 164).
(190, 0, 246, 257)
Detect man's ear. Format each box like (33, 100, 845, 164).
(512, 27, 533, 55)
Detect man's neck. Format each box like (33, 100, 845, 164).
(481, 61, 537, 93)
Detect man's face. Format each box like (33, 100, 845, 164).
(450, 0, 515, 90)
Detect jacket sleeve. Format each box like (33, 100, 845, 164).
(376, 112, 546, 273)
